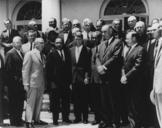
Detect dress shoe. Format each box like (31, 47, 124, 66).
(73, 119, 81, 123)
(63, 119, 72, 123)
(92, 120, 100, 125)
(15, 122, 24, 127)
(53, 121, 58, 126)
(83, 120, 88, 124)
(34, 120, 48, 125)
(25, 122, 35, 128)
(99, 122, 113, 128)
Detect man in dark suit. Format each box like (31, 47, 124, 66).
(70, 31, 91, 124)
(59, 18, 73, 48)
(90, 32, 102, 125)
(5, 36, 25, 126)
(0, 51, 5, 126)
(46, 37, 72, 125)
(0, 19, 19, 54)
(96, 25, 122, 128)
(120, 31, 144, 127)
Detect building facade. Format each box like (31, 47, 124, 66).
(0, 0, 162, 31)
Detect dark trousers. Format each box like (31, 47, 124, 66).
(8, 87, 24, 125)
(72, 83, 88, 121)
(50, 87, 70, 122)
(0, 71, 3, 123)
(100, 82, 120, 125)
(119, 84, 131, 123)
(90, 83, 101, 122)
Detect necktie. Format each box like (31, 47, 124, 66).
(125, 46, 131, 59)
(30, 42, 33, 50)
(154, 40, 159, 58)
(60, 50, 64, 61)
(104, 40, 109, 53)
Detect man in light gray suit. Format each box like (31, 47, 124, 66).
(22, 38, 46, 128)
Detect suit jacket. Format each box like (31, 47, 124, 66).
(59, 30, 73, 47)
(153, 37, 162, 93)
(0, 29, 19, 53)
(46, 47, 72, 88)
(22, 48, 45, 89)
(70, 45, 91, 84)
(96, 37, 122, 82)
(22, 41, 34, 55)
(5, 48, 24, 91)
(122, 44, 144, 83)
(91, 46, 102, 84)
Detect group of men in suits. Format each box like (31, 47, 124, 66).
(0, 16, 162, 128)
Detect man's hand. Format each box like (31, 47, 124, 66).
(97, 65, 106, 75)
(84, 78, 89, 85)
(2, 43, 13, 47)
(120, 75, 127, 84)
(24, 85, 30, 92)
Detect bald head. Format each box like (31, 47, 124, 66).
(112, 19, 121, 31)
(62, 18, 71, 32)
(13, 36, 22, 50)
(101, 25, 113, 40)
(128, 16, 137, 29)
(135, 21, 145, 34)
(83, 18, 92, 32)
(28, 19, 37, 30)
(72, 19, 81, 28)
(49, 17, 57, 28)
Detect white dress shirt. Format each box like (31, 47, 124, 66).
(75, 45, 83, 63)
(57, 49, 65, 61)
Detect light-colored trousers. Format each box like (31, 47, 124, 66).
(25, 87, 44, 123)
(155, 93, 162, 128)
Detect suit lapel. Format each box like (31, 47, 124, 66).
(103, 37, 115, 59)
(155, 44, 162, 68)
(77, 46, 84, 64)
(13, 48, 23, 61)
(33, 50, 43, 64)
(71, 47, 77, 64)
(125, 45, 138, 62)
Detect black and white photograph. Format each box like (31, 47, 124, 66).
(0, 0, 161, 128)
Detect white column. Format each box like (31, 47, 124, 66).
(42, 0, 61, 32)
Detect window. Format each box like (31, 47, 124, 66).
(100, 0, 148, 30)
(104, 0, 146, 15)
(17, 1, 41, 20)
(13, 1, 42, 31)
